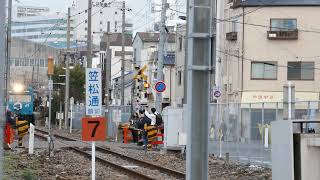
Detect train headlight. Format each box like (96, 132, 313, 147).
(12, 83, 24, 93)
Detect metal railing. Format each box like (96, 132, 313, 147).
(209, 101, 320, 167)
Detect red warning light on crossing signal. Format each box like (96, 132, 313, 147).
(144, 82, 150, 88)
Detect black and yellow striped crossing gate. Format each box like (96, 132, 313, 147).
(16, 117, 29, 146)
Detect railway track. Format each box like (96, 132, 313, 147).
(34, 128, 185, 180)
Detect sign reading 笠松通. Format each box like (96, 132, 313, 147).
(86, 68, 102, 116)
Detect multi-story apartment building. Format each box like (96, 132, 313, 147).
(219, 0, 320, 139)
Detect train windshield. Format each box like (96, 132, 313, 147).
(9, 95, 31, 103)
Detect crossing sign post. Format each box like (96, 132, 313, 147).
(85, 68, 103, 180)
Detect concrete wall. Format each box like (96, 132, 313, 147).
(10, 37, 62, 88)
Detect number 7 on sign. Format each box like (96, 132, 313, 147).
(82, 117, 106, 141)
(88, 121, 100, 137)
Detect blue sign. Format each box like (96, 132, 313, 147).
(155, 81, 166, 93)
(214, 90, 221, 98)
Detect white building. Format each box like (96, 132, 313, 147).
(99, 33, 133, 105)
(72, 0, 133, 45)
(14, 6, 50, 18)
(11, 14, 77, 49)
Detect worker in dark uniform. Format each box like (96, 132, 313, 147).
(129, 112, 139, 143)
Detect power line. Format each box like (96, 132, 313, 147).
(217, 49, 320, 71)
(226, 0, 280, 20)
(216, 18, 320, 34)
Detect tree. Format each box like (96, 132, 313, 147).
(70, 64, 85, 102)
(50, 64, 85, 122)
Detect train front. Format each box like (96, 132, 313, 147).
(8, 83, 34, 124)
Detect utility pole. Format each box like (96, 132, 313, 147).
(186, 0, 213, 179)
(121, 1, 125, 106)
(6, 0, 12, 105)
(155, 0, 167, 111)
(0, 0, 6, 176)
(87, 0, 93, 68)
(105, 23, 111, 118)
(65, 7, 71, 130)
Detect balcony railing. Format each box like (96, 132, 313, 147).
(267, 30, 298, 40)
(226, 32, 237, 41)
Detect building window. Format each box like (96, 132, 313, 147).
(100, 11, 103, 14)
(287, 62, 314, 80)
(251, 62, 277, 80)
(100, 21, 103, 25)
(20, 59, 25, 66)
(35, 59, 39, 66)
(100, 29, 103, 32)
(85, 10, 87, 13)
(178, 71, 182, 86)
(10, 58, 14, 66)
(25, 59, 29, 66)
(115, 11, 117, 15)
(85, 27, 87, 31)
(40, 59, 45, 67)
(30, 59, 35, 66)
(270, 19, 297, 31)
(15, 59, 20, 66)
(85, 20, 88, 23)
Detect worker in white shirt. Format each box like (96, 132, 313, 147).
(145, 108, 156, 126)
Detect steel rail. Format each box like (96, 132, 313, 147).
(35, 128, 186, 179)
(34, 132, 154, 180)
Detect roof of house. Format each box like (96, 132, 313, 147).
(134, 32, 175, 43)
(234, 0, 320, 8)
(100, 33, 132, 49)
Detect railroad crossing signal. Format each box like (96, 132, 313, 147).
(133, 64, 148, 81)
